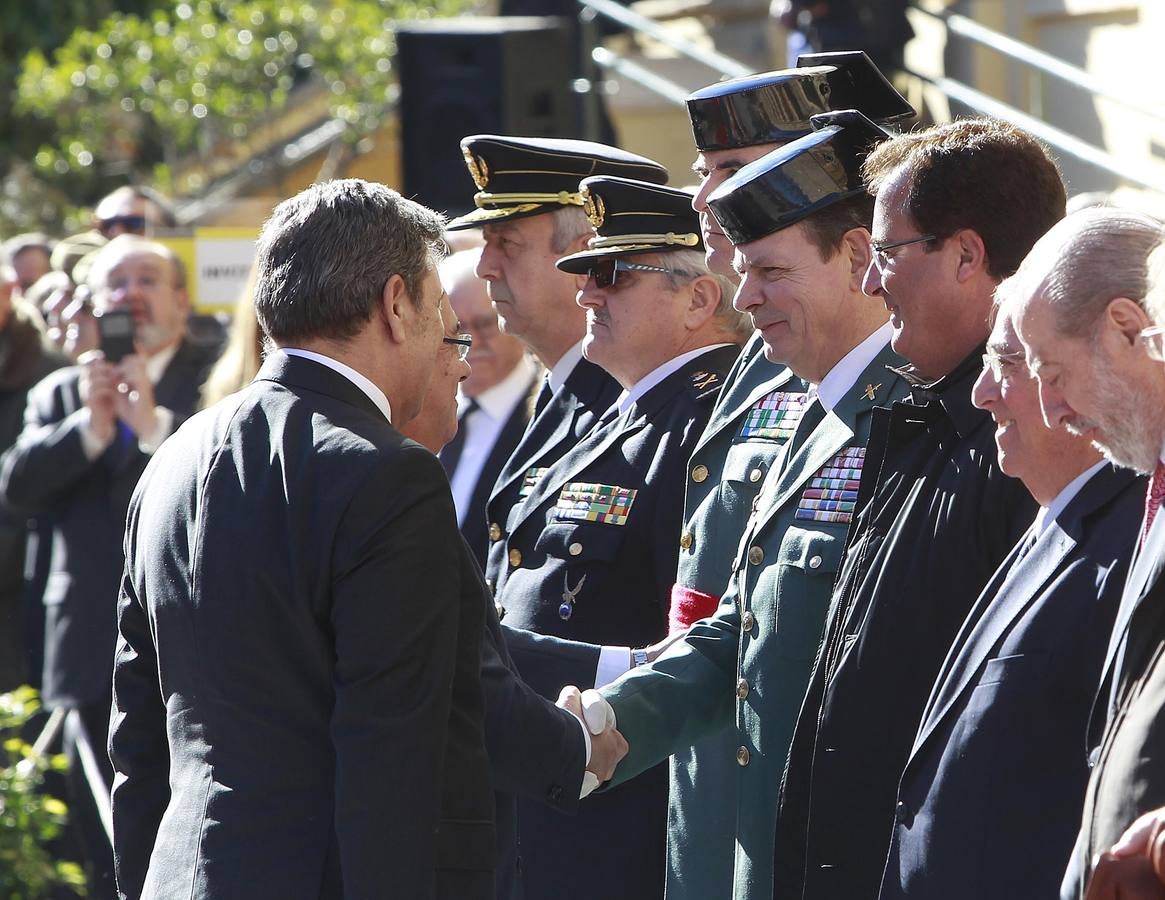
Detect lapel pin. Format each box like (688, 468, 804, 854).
(862, 383, 882, 401)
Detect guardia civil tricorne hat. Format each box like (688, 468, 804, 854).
(685, 50, 914, 152)
(706, 110, 890, 246)
(554, 177, 702, 273)
(447, 135, 669, 231)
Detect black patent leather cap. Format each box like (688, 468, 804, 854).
(447, 135, 669, 231)
(555, 177, 702, 273)
(686, 51, 913, 151)
(706, 110, 890, 245)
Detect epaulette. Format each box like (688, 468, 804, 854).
(689, 369, 723, 401)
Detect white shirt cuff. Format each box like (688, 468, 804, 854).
(137, 406, 175, 455)
(595, 646, 632, 688)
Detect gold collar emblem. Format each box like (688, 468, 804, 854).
(463, 150, 490, 190)
(862, 383, 882, 401)
(581, 188, 605, 230)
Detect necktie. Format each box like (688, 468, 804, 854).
(1140, 460, 1165, 546)
(533, 377, 553, 418)
(438, 398, 478, 477)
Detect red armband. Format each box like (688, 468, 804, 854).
(668, 584, 721, 634)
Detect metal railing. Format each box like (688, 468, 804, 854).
(577, 0, 1165, 197)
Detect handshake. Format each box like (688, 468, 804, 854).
(556, 686, 628, 798)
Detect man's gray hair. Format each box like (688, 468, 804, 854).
(659, 249, 752, 340)
(1145, 239, 1165, 326)
(254, 179, 446, 345)
(999, 207, 1165, 337)
(550, 206, 592, 255)
(87, 234, 187, 291)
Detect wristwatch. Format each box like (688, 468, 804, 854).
(631, 648, 650, 668)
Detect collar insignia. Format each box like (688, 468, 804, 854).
(862, 383, 882, 401)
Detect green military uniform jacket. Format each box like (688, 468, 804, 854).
(665, 331, 794, 900)
(603, 334, 907, 900)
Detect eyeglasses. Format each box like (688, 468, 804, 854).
(871, 234, 936, 271)
(1140, 325, 1165, 362)
(981, 348, 1027, 380)
(443, 333, 473, 361)
(586, 258, 671, 289)
(97, 214, 148, 236)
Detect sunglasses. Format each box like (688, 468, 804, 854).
(443, 333, 473, 361)
(98, 214, 148, 235)
(585, 258, 671, 289)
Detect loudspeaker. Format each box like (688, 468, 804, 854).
(396, 18, 580, 219)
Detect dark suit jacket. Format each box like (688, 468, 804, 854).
(1065, 473, 1165, 897)
(496, 344, 739, 900)
(483, 356, 620, 599)
(0, 338, 214, 707)
(461, 376, 536, 569)
(880, 463, 1142, 900)
(108, 353, 493, 900)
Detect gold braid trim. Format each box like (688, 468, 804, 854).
(587, 232, 701, 249)
(474, 190, 585, 209)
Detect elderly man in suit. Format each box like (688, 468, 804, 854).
(773, 118, 1065, 900)
(493, 175, 747, 899)
(0, 233, 215, 897)
(877, 297, 1144, 898)
(446, 136, 669, 601)
(1006, 208, 1165, 900)
(438, 249, 539, 567)
(590, 111, 907, 900)
(107, 179, 494, 900)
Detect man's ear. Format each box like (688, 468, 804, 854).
(685, 274, 720, 329)
(843, 228, 873, 292)
(380, 273, 411, 344)
(1105, 295, 1153, 353)
(953, 229, 988, 283)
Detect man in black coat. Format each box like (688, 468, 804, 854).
(0, 234, 215, 896)
(445, 136, 669, 602)
(107, 179, 493, 900)
(773, 118, 1066, 900)
(878, 303, 1144, 899)
(1007, 208, 1165, 900)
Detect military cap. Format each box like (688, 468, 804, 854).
(706, 110, 889, 246)
(555, 177, 702, 273)
(447, 135, 669, 231)
(686, 50, 913, 152)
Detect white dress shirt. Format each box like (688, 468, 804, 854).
(448, 356, 538, 525)
(281, 347, 393, 423)
(1032, 459, 1108, 536)
(809, 321, 894, 412)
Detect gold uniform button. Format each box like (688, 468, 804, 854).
(508, 548, 523, 568)
(691, 464, 709, 483)
(489, 523, 502, 542)
(749, 467, 763, 483)
(742, 611, 755, 632)
(568, 542, 583, 557)
(809, 555, 823, 569)
(736, 677, 749, 700)
(748, 545, 764, 566)
(679, 532, 694, 550)
(736, 746, 750, 766)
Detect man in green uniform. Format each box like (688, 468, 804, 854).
(581, 111, 910, 900)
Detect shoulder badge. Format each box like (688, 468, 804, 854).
(581, 187, 605, 230)
(463, 149, 490, 190)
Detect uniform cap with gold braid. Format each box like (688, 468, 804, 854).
(555, 177, 703, 274)
(706, 110, 890, 246)
(447, 135, 669, 231)
(686, 50, 913, 152)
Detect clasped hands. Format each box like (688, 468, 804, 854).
(1086, 807, 1165, 899)
(556, 686, 627, 799)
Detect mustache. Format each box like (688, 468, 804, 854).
(587, 309, 611, 328)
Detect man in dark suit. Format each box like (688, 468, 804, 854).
(0, 234, 215, 897)
(106, 179, 493, 900)
(878, 302, 1144, 899)
(494, 175, 747, 899)
(439, 248, 539, 567)
(399, 298, 629, 900)
(445, 136, 669, 601)
(1007, 208, 1165, 900)
(773, 118, 1066, 900)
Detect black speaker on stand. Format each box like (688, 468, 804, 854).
(396, 17, 580, 219)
